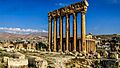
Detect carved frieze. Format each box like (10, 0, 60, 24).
(48, 1, 88, 18)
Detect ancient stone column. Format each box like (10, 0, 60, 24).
(88, 40, 90, 53)
(86, 40, 88, 53)
(66, 14, 70, 52)
(59, 16, 63, 52)
(81, 11, 86, 53)
(79, 40, 81, 52)
(48, 16, 52, 51)
(53, 17, 57, 52)
(73, 13, 77, 51)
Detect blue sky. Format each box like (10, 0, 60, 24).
(0, 0, 120, 34)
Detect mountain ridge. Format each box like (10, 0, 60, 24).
(0, 32, 48, 40)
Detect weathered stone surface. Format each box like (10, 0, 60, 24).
(48, 0, 96, 53)
(35, 59, 48, 68)
(8, 58, 28, 68)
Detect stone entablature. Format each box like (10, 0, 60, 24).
(48, 0, 96, 53)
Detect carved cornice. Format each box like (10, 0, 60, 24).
(48, 2, 88, 18)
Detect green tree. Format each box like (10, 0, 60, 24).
(36, 42, 47, 50)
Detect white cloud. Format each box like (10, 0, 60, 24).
(0, 27, 48, 34)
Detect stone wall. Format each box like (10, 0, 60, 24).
(8, 58, 28, 68)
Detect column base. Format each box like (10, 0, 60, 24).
(73, 50, 77, 52)
(81, 50, 87, 56)
(48, 49, 51, 52)
(58, 49, 63, 53)
(53, 50, 56, 52)
(65, 50, 70, 54)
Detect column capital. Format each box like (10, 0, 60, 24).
(81, 0, 88, 13)
(59, 16, 63, 25)
(81, 5, 88, 14)
(48, 16, 52, 22)
(60, 15, 64, 18)
(81, 11, 86, 15)
(53, 17, 57, 20)
(48, 12, 52, 18)
(66, 14, 70, 16)
(73, 12, 77, 15)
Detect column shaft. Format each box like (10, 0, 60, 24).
(59, 16, 63, 52)
(53, 17, 57, 52)
(81, 12, 86, 53)
(48, 16, 52, 51)
(73, 13, 77, 51)
(79, 40, 81, 52)
(66, 14, 70, 52)
(86, 40, 88, 53)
